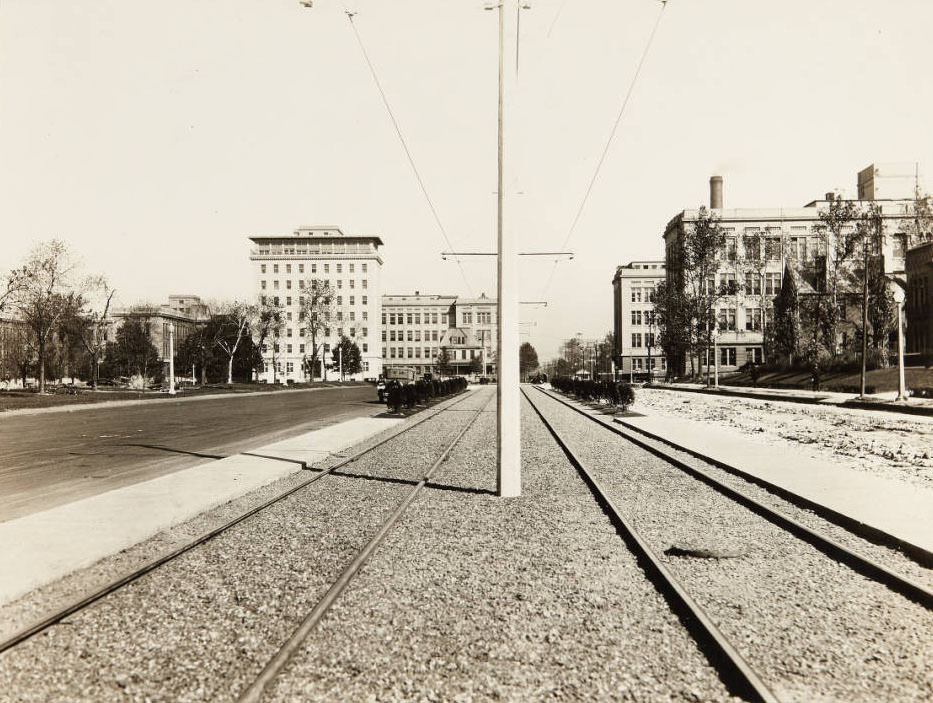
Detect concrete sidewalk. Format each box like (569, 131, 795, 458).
(0, 416, 401, 606)
(614, 411, 933, 561)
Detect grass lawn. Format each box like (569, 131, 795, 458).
(0, 381, 368, 413)
(714, 365, 933, 395)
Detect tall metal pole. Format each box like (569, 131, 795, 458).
(494, 0, 520, 497)
(859, 237, 869, 399)
(896, 300, 906, 401)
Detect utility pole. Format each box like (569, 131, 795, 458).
(486, 0, 522, 498)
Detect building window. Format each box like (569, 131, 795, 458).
(273, 280, 279, 290)
(747, 347, 763, 364)
(362, 327, 368, 336)
(631, 310, 642, 326)
(336, 264, 342, 273)
(324, 264, 329, 273)
(287, 344, 293, 353)
(261, 280, 267, 290)
(720, 347, 737, 366)
(382, 313, 387, 324)
(745, 273, 761, 295)
(631, 333, 642, 348)
(765, 272, 782, 295)
(362, 311, 368, 321)
(362, 343, 368, 353)
(349, 263, 355, 273)
(299, 280, 305, 289)
(745, 308, 762, 331)
(719, 273, 736, 295)
(362, 263, 368, 273)
(407, 330, 413, 341)
(349, 296, 355, 306)
(261, 264, 266, 274)
(765, 237, 782, 261)
(312, 264, 317, 274)
(299, 264, 304, 273)
(349, 280, 355, 289)
(274, 264, 279, 273)
(286, 264, 292, 274)
(362, 279, 367, 289)
(337, 296, 342, 306)
(362, 296, 368, 305)
(286, 297, 292, 306)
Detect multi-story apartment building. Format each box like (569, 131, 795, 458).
(611, 261, 667, 379)
(662, 164, 919, 376)
(249, 226, 384, 382)
(381, 292, 497, 378)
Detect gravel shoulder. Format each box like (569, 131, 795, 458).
(637, 388, 933, 488)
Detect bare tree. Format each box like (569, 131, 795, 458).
(11, 240, 80, 392)
(298, 279, 335, 384)
(69, 276, 116, 389)
(250, 296, 284, 382)
(213, 300, 255, 385)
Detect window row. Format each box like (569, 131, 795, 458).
(260, 262, 368, 275)
(703, 346, 763, 366)
(262, 342, 371, 355)
(699, 272, 783, 296)
(382, 311, 451, 326)
(260, 278, 368, 291)
(383, 329, 442, 342)
(630, 357, 667, 371)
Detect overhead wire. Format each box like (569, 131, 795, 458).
(344, 12, 474, 296)
(539, 0, 668, 300)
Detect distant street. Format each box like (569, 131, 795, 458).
(0, 386, 381, 523)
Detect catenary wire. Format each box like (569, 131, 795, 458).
(345, 12, 474, 296)
(539, 0, 668, 300)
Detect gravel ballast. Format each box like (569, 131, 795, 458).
(530, 389, 933, 703)
(263, 394, 738, 703)
(0, 391, 488, 703)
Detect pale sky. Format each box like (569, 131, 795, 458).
(2, 0, 932, 360)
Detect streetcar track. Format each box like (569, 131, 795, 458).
(522, 388, 780, 703)
(533, 386, 933, 610)
(0, 389, 479, 656)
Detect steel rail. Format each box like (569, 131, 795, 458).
(522, 388, 781, 703)
(535, 387, 933, 611)
(234, 393, 492, 703)
(0, 390, 477, 655)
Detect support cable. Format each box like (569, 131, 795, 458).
(345, 12, 473, 295)
(539, 0, 668, 298)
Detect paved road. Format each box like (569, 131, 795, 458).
(0, 385, 382, 523)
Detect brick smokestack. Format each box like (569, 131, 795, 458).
(710, 175, 723, 210)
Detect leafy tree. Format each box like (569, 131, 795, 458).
(436, 346, 452, 377)
(10, 240, 80, 392)
(561, 337, 583, 372)
(331, 336, 362, 379)
(770, 263, 800, 365)
(519, 342, 538, 380)
(899, 186, 933, 247)
(653, 279, 693, 378)
(298, 279, 335, 384)
(470, 355, 484, 376)
(682, 207, 727, 381)
(101, 317, 162, 382)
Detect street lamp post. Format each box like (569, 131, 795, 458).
(892, 282, 908, 402)
(168, 323, 176, 396)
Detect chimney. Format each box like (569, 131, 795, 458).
(710, 175, 723, 210)
(415, 290, 420, 295)
(825, 192, 835, 202)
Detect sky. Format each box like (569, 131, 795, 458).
(2, 0, 932, 361)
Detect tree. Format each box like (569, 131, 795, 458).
(436, 347, 452, 377)
(770, 263, 800, 365)
(298, 279, 335, 384)
(470, 355, 484, 376)
(250, 297, 284, 381)
(899, 186, 933, 248)
(213, 300, 254, 385)
(67, 276, 116, 389)
(811, 197, 862, 354)
(653, 279, 693, 379)
(561, 337, 583, 372)
(518, 342, 539, 380)
(682, 207, 727, 381)
(595, 332, 614, 380)
(101, 317, 162, 382)
(331, 336, 362, 379)
(11, 240, 81, 392)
